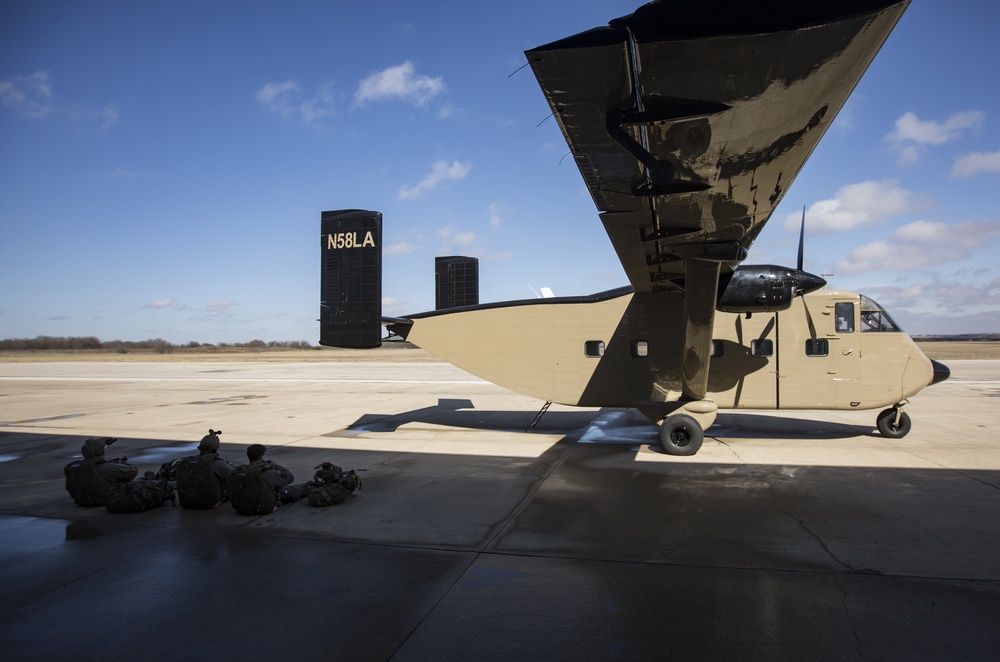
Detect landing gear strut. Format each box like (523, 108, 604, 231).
(876, 405, 911, 438)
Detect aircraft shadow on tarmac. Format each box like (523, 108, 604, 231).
(329, 399, 597, 436)
(330, 398, 876, 442)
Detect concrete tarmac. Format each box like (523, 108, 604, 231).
(0, 360, 998, 660)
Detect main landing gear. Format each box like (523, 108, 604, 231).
(650, 401, 717, 456)
(658, 415, 704, 455)
(876, 403, 912, 438)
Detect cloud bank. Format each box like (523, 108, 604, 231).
(784, 180, 922, 233)
(354, 62, 444, 107)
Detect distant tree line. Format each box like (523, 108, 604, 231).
(0, 336, 313, 353)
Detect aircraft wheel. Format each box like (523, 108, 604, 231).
(659, 414, 704, 456)
(876, 408, 911, 438)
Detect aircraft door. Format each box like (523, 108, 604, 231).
(777, 296, 861, 409)
(829, 300, 862, 407)
(711, 312, 777, 409)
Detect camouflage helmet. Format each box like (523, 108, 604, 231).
(81, 437, 112, 458)
(198, 429, 222, 453)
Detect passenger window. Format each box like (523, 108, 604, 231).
(835, 302, 855, 333)
(710, 340, 724, 358)
(751, 339, 773, 357)
(631, 340, 648, 358)
(805, 339, 829, 357)
(585, 340, 605, 358)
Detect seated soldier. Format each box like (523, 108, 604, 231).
(64, 437, 139, 506)
(227, 444, 308, 515)
(175, 429, 237, 509)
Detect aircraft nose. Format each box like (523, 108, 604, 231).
(930, 359, 950, 385)
(797, 271, 827, 294)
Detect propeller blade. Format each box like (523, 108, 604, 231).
(799, 290, 817, 340)
(797, 205, 806, 271)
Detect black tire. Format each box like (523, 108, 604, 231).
(876, 408, 911, 438)
(659, 414, 704, 456)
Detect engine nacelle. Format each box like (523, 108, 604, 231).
(716, 264, 826, 313)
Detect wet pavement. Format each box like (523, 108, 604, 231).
(0, 360, 998, 660)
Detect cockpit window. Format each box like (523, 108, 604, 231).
(860, 295, 902, 332)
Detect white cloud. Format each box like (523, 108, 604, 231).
(784, 180, 922, 233)
(205, 301, 237, 318)
(144, 298, 177, 309)
(436, 226, 477, 249)
(0, 71, 118, 130)
(836, 219, 1000, 274)
(487, 202, 503, 227)
(0, 71, 54, 118)
(385, 242, 421, 256)
(886, 110, 983, 145)
(951, 150, 1000, 178)
(884, 111, 983, 166)
(398, 160, 471, 200)
(256, 80, 335, 128)
(69, 102, 119, 131)
(354, 62, 444, 107)
(863, 276, 1000, 334)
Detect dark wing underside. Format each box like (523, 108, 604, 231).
(527, 0, 910, 293)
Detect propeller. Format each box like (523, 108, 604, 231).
(797, 204, 818, 339)
(797, 205, 805, 271)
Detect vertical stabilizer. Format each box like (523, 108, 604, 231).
(435, 256, 479, 310)
(320, 210, 382, 348)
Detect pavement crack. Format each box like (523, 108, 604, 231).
(785, 510, 856, 572)
(834, 576, 864, 660)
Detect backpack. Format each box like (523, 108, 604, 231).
(157, 457, 184, 481)
(307, 481, 350, 507)
(313, 462, 344, 483)
(105, 478, 173, 513)
(64, 458, 112, 506)
(176, 454, 223, 509)
(227, 465, 277, 515)
(305, 465, 362, 507)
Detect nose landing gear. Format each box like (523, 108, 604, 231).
(876, 403, 912, 438)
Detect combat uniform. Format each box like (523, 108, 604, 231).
(64, 437, 139, 506)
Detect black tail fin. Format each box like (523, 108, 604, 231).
(320, 210, 382, 348)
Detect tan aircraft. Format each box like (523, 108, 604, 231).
(320, 0, 950, 455)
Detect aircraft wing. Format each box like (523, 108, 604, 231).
(526, 0, 909, 402)
(526, 0, 910, 293)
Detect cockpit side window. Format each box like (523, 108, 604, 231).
(835, 302, 855, 333)
(860, 295, 902, 333)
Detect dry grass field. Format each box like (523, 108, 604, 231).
(0, 341, 997, 362)
(0, 344, 440, 363)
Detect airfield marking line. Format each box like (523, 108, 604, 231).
(0, 376, 485, 385)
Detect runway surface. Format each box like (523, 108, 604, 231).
(0, 360, 998, 660)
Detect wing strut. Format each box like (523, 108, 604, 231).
(681, 258, 721, 401)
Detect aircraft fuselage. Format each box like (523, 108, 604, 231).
(392, 288, 938, 423)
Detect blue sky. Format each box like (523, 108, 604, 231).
(2, 0, 998, 344)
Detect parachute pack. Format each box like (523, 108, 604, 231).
(176, 454, 223, 509)
(227, 464, 278, 515)
(305, 462, 362, 507)
(64, 458, 113, 506)
(105, 478, 174, 513)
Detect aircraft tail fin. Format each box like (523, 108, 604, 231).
(319, 209, 383, 348)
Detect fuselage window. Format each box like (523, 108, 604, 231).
(711, 340, 724, 358)
(751, 339, 773, 357)
(805, 339, 829, 357)
(835, 302, 855, 333)
(585, 340, 605, 358)
(631, 340, 648, 358)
